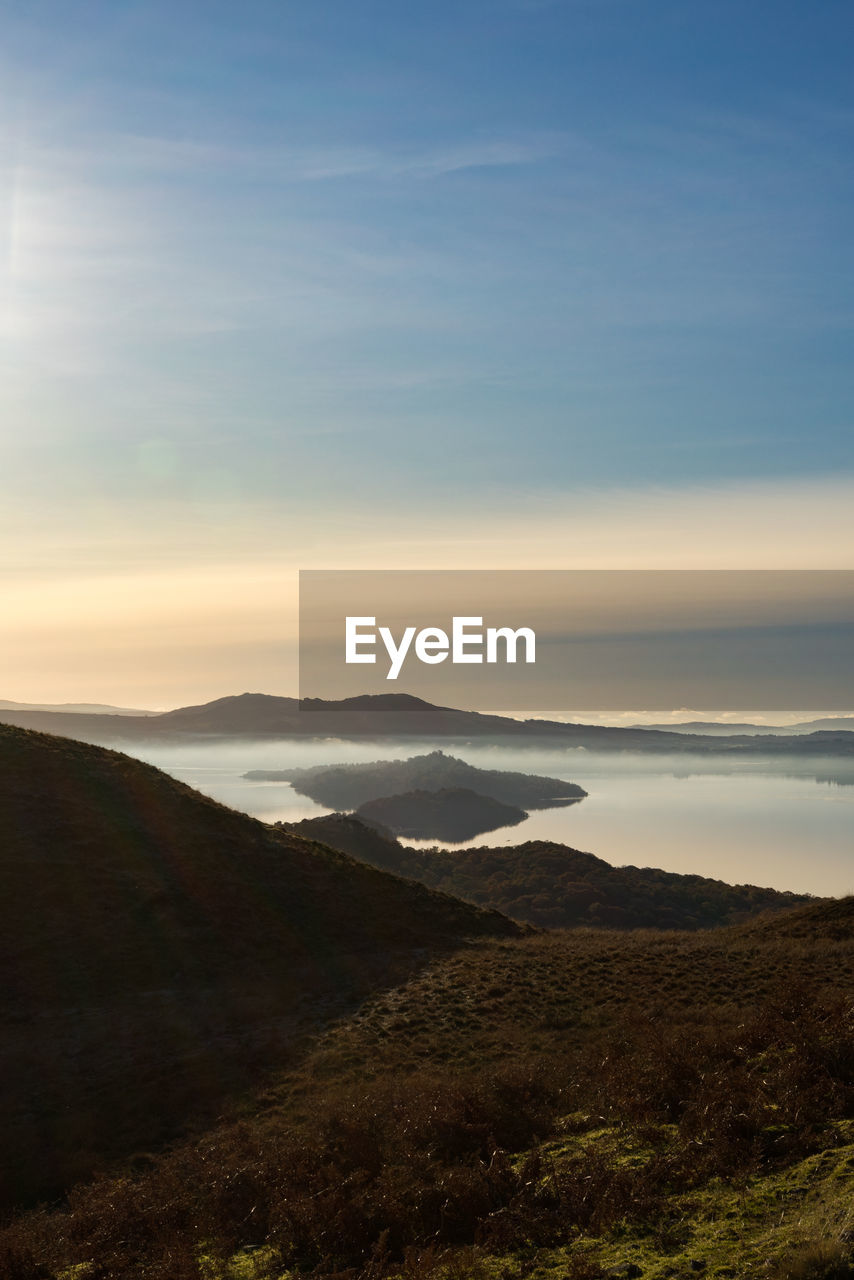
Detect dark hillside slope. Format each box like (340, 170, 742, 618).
(288, 816, 813, 930)
(737, 893, 854, 941)
(0, 724, 517, 1209)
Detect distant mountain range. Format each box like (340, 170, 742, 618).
(635, 717, 854, 735)
(1, 691, 854, 754)
(0, 698, 150, 715)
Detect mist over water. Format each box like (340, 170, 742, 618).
(129, 740, 854, 898)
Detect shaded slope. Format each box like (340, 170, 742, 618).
(287, 815, 812, 930)
(0, 724, 517, 1209)
(0, 729, 515, 1002)
(737, 893, 854, 941)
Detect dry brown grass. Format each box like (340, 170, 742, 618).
(4, 905, 854, 1279)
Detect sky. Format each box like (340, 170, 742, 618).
(2, 0, 853, 706)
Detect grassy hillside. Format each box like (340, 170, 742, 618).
(4, 902, 854, 1277)
(3, 722, 850, 1278)
(0, 724, 518, 1209)
(287, 814, 812, 929)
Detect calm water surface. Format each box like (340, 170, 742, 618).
(132, 740, 854, 898)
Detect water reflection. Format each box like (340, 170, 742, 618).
(127, 740, 854, 898)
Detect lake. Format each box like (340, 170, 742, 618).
(132, 740, 854, 898)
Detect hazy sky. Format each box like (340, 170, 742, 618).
(2, 1, 853, 705)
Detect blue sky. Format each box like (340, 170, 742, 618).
(2, 0, 854, 701)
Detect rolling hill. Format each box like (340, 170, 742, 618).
(285, 813, 813, 930)
(6, 897, 854, 1279)
(0, 723, 517, 1209)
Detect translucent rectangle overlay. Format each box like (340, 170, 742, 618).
(299, 570, 854, 712)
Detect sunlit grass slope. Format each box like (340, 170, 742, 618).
(4, 901, 854, 1277)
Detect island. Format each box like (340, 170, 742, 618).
(245, 749, 588, 810)
(355, 787, 528, 842)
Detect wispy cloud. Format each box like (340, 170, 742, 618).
(0, 120, 564, 375)
(292, 135, 563, 180)
(20, 129, 564, 183)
